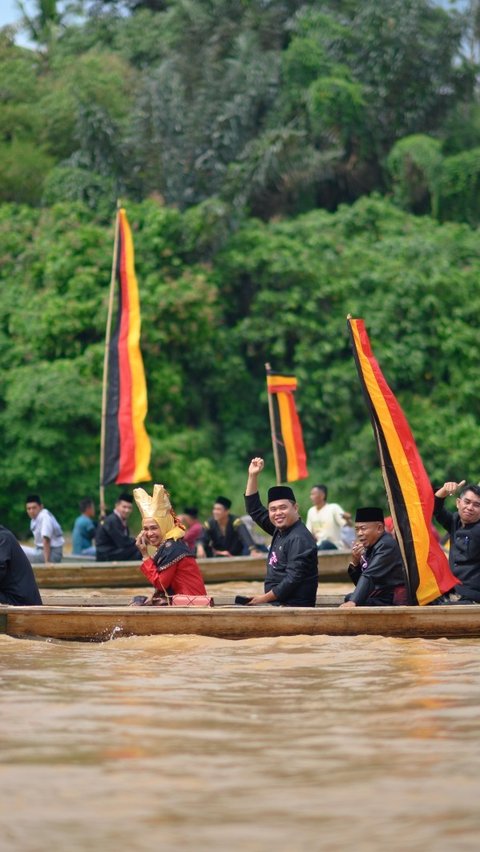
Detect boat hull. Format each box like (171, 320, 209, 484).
(1, 604, 478, 641)
(32, 551, 351, 588)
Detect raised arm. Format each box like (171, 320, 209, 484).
(434, 480, 466, 499)
(245, 457, 264, 496)
(244, 457, 275, 536)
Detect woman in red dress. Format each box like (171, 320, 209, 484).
(132, 484, 207, 603)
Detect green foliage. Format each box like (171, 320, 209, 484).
(0, 139, 54, 204)
(3, 0, 480, 535)
(2, 0, 474, 216)
(1, 195, 480, 534)
(436, 146, 480, 225)
(387, 134, 443, 214)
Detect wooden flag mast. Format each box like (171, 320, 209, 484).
(99, 201, 121, 519)
(265, 362, 282, 485)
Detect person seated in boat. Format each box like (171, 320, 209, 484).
(132, 484, 207, 604)
(22, 494, 65, 564)
(180, 506, 204, 554)
(306, 484, 352, 551)
(196, 496, 263, 559)
(244, 457, 318, 607)
(72, 497, 96, 557)
(95, 493, 141, 562)
(0, 524, 42, 606)
(433, 480, 480, 605)
(339, 507, 407, 608)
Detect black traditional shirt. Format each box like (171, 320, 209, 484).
(434, 497, 480, 601)
(245, 492, 318, 606)
(0, 525, 42, 605)
(96, 511, 141, 562)
(199, 513, 256, 556)
(348, 532, 406, 606)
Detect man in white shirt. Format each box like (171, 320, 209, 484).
(23, 494, 65, 563)
(306, 484, 351, 551)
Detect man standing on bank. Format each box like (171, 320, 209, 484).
(244, 457, 318, 606)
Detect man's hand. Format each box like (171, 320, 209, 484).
(249, 549, 264, 558)
(248, 457, 264, 476)
(246, 457, 265, 497)
(196, 545, 207, 559)
(350, 541, 363, 566)
(435, 480, 466, 499)
(247, 591, 275, 605)
(339, 600, 357, 609)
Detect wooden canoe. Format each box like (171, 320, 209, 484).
(32, 551, 351, 589)
(1, 602, 479, 641)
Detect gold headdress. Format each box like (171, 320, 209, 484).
(133, 484, 185, 541)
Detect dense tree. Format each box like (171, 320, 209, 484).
(1, 196, 480, 536)
(3, 0, 477, 217)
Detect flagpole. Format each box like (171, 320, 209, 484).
(265, 362, 282, 485)
(99, 202, 121, 519)
(372, 419, 415, 605)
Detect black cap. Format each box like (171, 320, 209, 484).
(268, 486, 296, 503)
(355, 507, 384, 523)
(214, 496, 231, 509)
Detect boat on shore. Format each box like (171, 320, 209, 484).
(1, 600, 477, 641)
(32, 551, 351, 588)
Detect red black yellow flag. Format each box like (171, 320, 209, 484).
(266, 368, 308, 484)
(101, 208, 151, 486)
(348, 317, 457, 605)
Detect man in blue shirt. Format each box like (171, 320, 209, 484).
(72, 498, 96, 556)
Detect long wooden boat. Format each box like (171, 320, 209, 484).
(32, 551, 351, 589)
(1, 602, 478, 641)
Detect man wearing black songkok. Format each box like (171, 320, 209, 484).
(196, 496, 261, 558)
(339, 507, 407, 607)
(244, 458, 318, 606)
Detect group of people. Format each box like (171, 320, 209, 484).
(18, 492, 268, 566)
(17, 477, 357, 570)
(2, 465, 480, 609)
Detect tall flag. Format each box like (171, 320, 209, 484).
(266, 366, 308, 484)
(101, 208, 151, 487)
(347, 317, 457, 605)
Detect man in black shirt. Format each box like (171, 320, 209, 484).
(96, 493, 141, 562)
(339, 507, 407, 607)
(0, 525, 42, 605)
(434, 479, 480, 603)
(196, 496, 262, 558)
(244, 457, 318, 606)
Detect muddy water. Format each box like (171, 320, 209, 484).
(2, 625, 480, 852)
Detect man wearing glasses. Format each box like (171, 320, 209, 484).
(434, 479, 480, 604)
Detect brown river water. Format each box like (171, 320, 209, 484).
(1, 582, 480, 852)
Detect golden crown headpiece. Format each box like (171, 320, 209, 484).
(133, 484, 185, 541)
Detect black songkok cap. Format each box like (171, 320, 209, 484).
(355, 507, 384, 523)
(215, 496, 232, 509)
(118, 492, 134, 504)
(268, 485, 296, 503)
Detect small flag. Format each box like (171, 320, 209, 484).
(348, 317, 457, 605)
(102, 209, 151, 486)
(266, 369, 308, 484)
